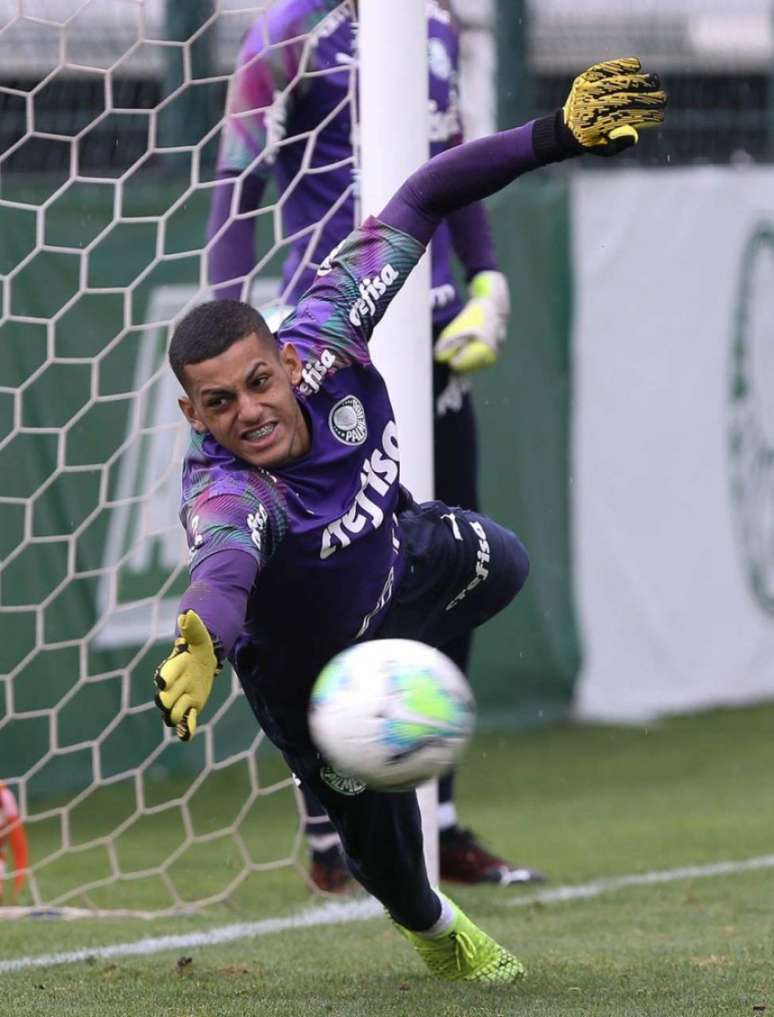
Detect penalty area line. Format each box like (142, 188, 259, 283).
(3, 853, 774, 974)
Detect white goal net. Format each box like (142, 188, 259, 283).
(0, 0, 361, 915)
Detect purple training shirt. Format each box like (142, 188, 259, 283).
(179, 120, 544, 704)
(183, 218, 424, 674)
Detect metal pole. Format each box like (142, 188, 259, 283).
(358, 0, 438, 885)
(497, 0, 533, 130)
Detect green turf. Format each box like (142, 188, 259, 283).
(3, 704, 774, 1016)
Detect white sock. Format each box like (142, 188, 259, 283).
(307, 832, 341, 853)
(415, 892, 455, 939)
(437, 801, 457, 832)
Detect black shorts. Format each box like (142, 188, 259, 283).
(433, 356, 479, 513)
(236, 496, 528, 758)
(377, 496, 529, 650)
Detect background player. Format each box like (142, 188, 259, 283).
(207, 0, 535, 892)
(156, 59, 666, 981)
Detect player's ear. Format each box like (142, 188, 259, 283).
(178, 396, 207, 433)
(280, 342, 303, 386)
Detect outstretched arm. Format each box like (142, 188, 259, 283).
(178, 549, 258, 658)
(154, 471, 287, 742)
(379, 122, 538, 247)
(380, 58, 666, 245)
(283, 60, 665, 355)
(432, 60, 665, 372)
(154, 550, 257, 742)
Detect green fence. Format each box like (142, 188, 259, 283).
(471, 175, 580, 726)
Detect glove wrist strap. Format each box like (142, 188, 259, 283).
(532, 111, 583, 165)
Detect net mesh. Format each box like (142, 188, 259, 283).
(0, 0, 358, 915)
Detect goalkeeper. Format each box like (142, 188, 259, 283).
(158, 60, 666, 983)
(205, 0, 525, 891)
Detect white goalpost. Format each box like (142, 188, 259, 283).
(358, 0, 438, 884)
(0, 0, 436, 914)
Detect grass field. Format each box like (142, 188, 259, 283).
(3, 703, 774, 1016)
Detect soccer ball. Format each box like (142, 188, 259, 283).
(308, 638, 475, 791)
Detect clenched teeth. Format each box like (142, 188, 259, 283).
(245, 423, 275, 441)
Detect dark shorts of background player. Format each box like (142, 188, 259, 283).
(433, 353, 478, 679)
(236, 495, 529, 930)
(433, 358, 478, 513)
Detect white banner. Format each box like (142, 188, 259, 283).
(572, 167, 774, 720)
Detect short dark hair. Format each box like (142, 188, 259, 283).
(168, 300, 274, 388)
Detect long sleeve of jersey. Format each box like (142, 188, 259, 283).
(207, 172, 267, 299)
(379, 118, 572, 247)
(178, 435, 290, 657)
(445, 199, 499, 280)
(179, 549, 257, 658)
(207, 7, 306, 296)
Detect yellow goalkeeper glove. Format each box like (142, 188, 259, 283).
(153, 610, 222, 742)
(562, 57, 667, 156)
(434, 271, 510, 374)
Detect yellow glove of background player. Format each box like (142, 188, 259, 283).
(562, 57, 667, 156)
(154, 610, 222, 742)
(434, 270, 510, 374)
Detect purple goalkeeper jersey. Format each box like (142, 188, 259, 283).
(181, 217, 426, 674)
(216, 0, 465, 326)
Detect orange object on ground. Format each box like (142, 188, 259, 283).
(0, 781, 28, 903)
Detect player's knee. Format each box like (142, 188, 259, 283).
(470, 526, 529, 627)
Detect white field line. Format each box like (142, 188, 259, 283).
(3, 853, 774, 974)
(0, 898, 383, 974)
(505, 853, 774, 906)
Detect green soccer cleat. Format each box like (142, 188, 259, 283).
(395, 894, 526, 983)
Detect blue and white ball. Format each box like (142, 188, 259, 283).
(309, 639, 476, 791)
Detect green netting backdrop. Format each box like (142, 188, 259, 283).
(0, 174, 579, 794)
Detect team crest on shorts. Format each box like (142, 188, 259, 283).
(329, 395, 367, 446)
(320, 763, 367, 796)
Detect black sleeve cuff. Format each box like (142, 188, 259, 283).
(532, 110, 584, 165)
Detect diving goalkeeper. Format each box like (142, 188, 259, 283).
(156, 61, 666, 983)
(207, 0, 523, 890)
